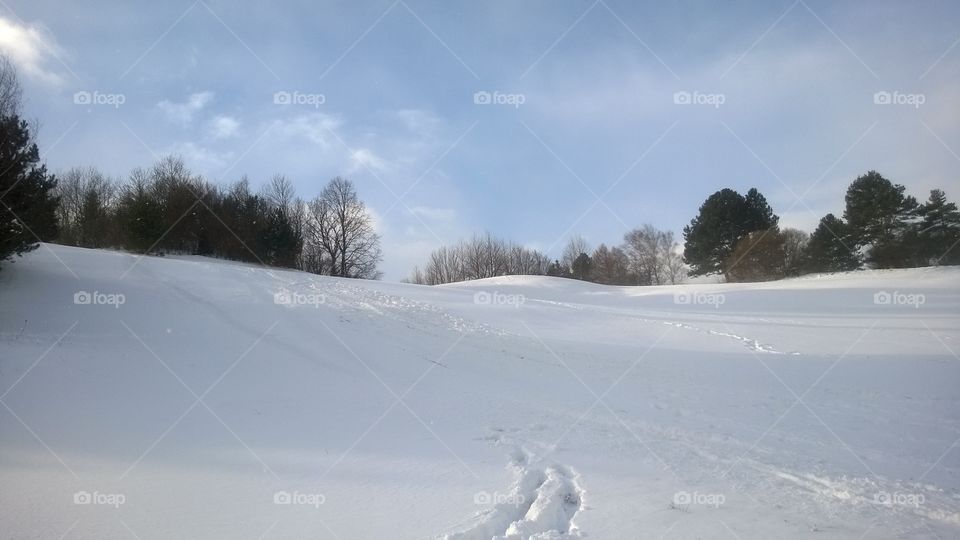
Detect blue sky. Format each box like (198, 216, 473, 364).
(1, 0, 958, 279)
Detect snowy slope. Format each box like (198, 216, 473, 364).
(1, 244, 958, 539)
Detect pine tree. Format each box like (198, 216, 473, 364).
(916, 189, 960, 265)
(743, 188, 779, 232)
(803, 214, 860, 273)
(683, 188, 779, 275)
(546, 259, 567, 277)
(571, 252, 592, 280)
(260, 205, 301, 268)
(843, 171, 912, 247)
(843, 171, 921, 268)
(0, 115, 59, 266)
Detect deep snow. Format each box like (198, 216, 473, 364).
(1, 244, 958, 539)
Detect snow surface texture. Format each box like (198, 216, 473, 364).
(1, 244, 958, 539)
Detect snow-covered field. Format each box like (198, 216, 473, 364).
(1, 244, 958, 539)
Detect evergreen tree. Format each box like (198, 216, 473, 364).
(843, 171, 922, 268)
(843, 171, 913, 247)
(0, 115, 59, 266)
(868, 228, 926, 269)
(683, 188, 779, 275)
(916, 189, 960, 265)
(546, 259, 567, 277)
(803, 214, 860, 273)
(743, 188, 780, 232)
(571, 252, 592, 280)
(260, 205, 301, 268)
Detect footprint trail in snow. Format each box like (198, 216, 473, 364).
(444, 445, 585, 540)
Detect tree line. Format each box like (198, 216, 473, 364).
(409, 174, 958, 286)
(406, 226, 686, 286)
(683, 173, 959, 281)
(51, 161, 382, 278)
(406, 233, 552, 285)
(0, 57, 381, 278)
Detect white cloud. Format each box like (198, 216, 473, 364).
(161, 141, 234, 177)
(0, 16, 65, 85)
(273, 112, 343, 148)
(158, 91, 214, 125)
(349, 148, 386, 173)
(209, 115, 240, 139)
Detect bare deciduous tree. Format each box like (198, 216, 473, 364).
(507, 244, 550, 275)
(305, 177, 382, 279)
(0, 54, 22, 118)
(464, 232, 507, 279)
(725, 229, 786, 282)
(663, 247, 687, 284)
(262, 174, 296, 211)
(561, 235, 590, 274)
(408, 233, 549, 285)
(590, 243, 631, 285)
(780, 228, 809, 276)
(623, 225, 678, 285)
(428, 244, 465, 283)
(54, 167, 117, 248)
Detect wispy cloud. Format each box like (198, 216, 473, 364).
(0, 16, 66, 85)
(158, 91, 214, 125)
(161, 141, 235, 174)
(209, 115, 240, 139)
(349, 148, 387, 173)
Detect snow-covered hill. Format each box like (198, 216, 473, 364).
(1, 244, 958, 539)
